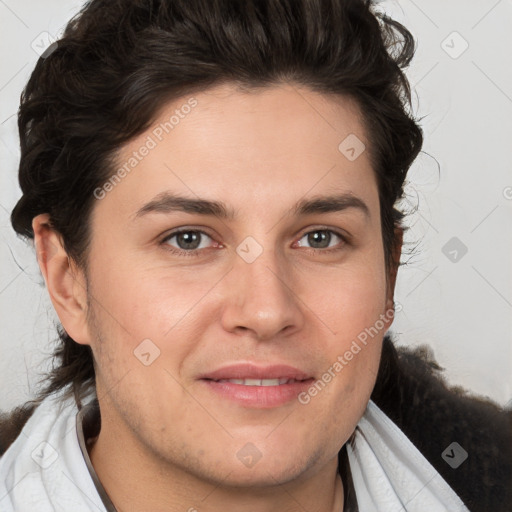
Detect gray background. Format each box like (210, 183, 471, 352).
(1, 0, 511, 412)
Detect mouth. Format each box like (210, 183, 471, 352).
(211, 377, 308, 386)
(199, 364, 315, 408)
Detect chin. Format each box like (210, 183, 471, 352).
(209, 441, 325, 489)
(212, 459, 316, 489)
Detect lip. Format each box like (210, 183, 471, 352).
(199, 363, 313, 381)
(199, 364, 314, 408)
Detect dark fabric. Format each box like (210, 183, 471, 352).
(1, 333, 511, 511)
(371, 334, 512, 512)
(338, 436, 358, 511)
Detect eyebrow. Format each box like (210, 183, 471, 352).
(134, 192, 370, 221)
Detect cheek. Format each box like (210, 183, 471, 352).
(304, 254, 388, 338)
(84, 254, 226, 399)
(298, 253, 388, 418)
(87, 250, 210, 342)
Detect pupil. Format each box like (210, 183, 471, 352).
(178, 231, 200, 249)
(309, 231, 329, 249)
(175, 231, 331, 251)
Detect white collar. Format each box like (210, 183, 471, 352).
(0, 392, 469, 511)
(347, 400, 469, 511)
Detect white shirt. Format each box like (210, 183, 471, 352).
(0, 389, 470, 511)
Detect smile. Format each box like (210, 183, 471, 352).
(214, 378, 306, 386)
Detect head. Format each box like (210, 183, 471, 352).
(12, 0, 422, 489)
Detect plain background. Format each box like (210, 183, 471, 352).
(0, 0, 511, 412)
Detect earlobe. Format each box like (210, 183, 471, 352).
(32, 214, 91, 346)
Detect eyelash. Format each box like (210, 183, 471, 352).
(160, 227, 349, 258)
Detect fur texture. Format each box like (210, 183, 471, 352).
(371, 334, 512, 512)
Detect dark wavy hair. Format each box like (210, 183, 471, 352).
(10, 0, 422, 405)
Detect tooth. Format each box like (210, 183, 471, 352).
(260, 379, 280, 386)
(216, 378, 297, 386)
(243, 378, 262, 386)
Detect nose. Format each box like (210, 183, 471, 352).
(220, 246, 305, 341)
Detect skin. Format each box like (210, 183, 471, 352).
(33, 82, 401, 512)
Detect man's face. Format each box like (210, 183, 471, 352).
(83, 83, 396, 486)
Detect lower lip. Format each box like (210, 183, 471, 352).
(200, 379, 315, 408)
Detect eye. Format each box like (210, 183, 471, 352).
(160, 227, 348, 258)
(295, 229, 347, 253)
(161, 229, 218, 257)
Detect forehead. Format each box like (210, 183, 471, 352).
(94, 82, 379, 224)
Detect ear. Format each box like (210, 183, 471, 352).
(385, 226, 403, 312)
(32, 214, 91, 346)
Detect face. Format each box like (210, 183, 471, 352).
(78, 83, 397, 486)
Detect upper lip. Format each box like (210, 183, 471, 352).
(199, 364, 313, 381)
